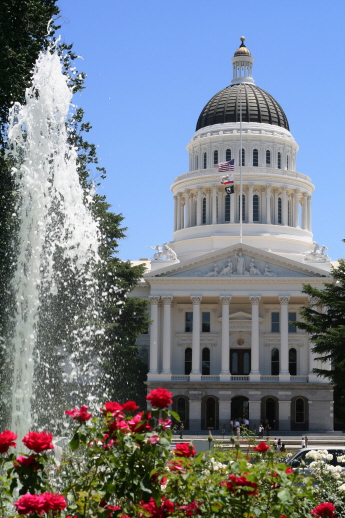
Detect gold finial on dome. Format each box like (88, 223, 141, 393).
(234, 36, 251, 57)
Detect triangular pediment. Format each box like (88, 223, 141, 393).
(229, 311, 252, 320)
(144, 243, 330, 279)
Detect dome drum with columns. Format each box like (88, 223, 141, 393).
(130, 39, 334, 433)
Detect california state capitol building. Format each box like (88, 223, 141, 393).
(131, 38, 336, 433)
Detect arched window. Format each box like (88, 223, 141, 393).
(278, 197, 282, 224)
(176, 397, 186, 422)
(231, 352, 238, 374)
(289, 348, 297, 376)
(253, 149, 259, 167)
(266, 150, 271, 165)
(239, 148, 245, 166)
(225, 193, 231, 222)
(295, 398, 305, 423)
(203, 152, 207, 169)
(202, 197, 206, 224)
(202, 348, 210, 375)
(271, 348, 279, 375)
(253, 194, 259, 222)
(185, 348, 192, 375)
(277, 152, 281, 169)
(286, 155, 289, 170)
(238, 194, 245, 221)
(205, 397, 217, 429)
(213, 150, 218, 165)
(226, 148, 232, 162)
(195, 155, 199, 170)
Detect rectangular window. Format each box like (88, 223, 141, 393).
(202, 312, 210, 332)
(278, 197, 282, 224)
(253, 195, 259, 222)
(202, 198, 206, 224)
(271, 312, 280, 333)
(288, 312, 297, 333)
(185, 312, 193, 332)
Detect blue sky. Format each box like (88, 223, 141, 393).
(57, 0, 345, 262)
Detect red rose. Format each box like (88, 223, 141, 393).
(40, 492, 67, 513)
(0, 430, 18, 454)
(180, 501, 203, 516)
(65, 405, 92, 422)
(107, 418, 130, 435)
(311, 503, 336, 518)
(22, 431, 54, 454)
(168, 459, 186, 472)
(253, 441, 270, 452)
(122, 401, 139, 411)
(14, 455, 38, 469)
(141, 497, 174, 518)
(285, 467, 293, 474)
(146, 388, 173, 409)
(223, 474, 258, 496)
(101, 401, 124, 417)
(14, 494, 40, 515)
(128, 412, 153, 433)
(173, 443, 196, 458)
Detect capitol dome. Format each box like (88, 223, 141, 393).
(196, 38, 289, 132)
(196, 83, 290, 131)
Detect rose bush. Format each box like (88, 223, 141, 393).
(0, 389, 344, 517)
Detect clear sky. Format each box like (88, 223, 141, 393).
(57, 0, 345, 262)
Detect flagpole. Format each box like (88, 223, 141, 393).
(239, 85, 243, 244)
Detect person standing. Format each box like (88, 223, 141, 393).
(305, 436, 309, 448)
(301, 437, 306, 448)
(179, 422, 184, 439)
(277, 438, 281, 452)
(230, 419, 234, 434)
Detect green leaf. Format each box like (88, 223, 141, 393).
(69, 433, 80, 451)
(277, 489, 290, 502)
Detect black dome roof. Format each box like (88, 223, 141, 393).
(196, 83, 289, 132)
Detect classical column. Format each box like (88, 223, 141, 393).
(220, 296, 231, 379)
(266, 184, 271, 224)
(173, 196, 177, 232)
(181, 200, 184, 229)
(250, 296, 261, 381)
(279, 296, 290, 381)
(282, 186, 288, 226)
(149, 296, 160, 375)
(294, 190, 299, 228)
(302, 193, 308, 230)
(206, 188, 211, 225)
(197, 187, 202, 226)
(176, 192, 181, 230)
(212, 186, 217, 224)
(190, 296, 202, 379)
(307, 196, 312, 232)
(162, 296, 173, 375)
(248, 183, 253, 224)
(185, 189, 190, 228)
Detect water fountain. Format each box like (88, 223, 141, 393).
(5, 46, 104, 440)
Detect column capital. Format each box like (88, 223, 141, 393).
(173, 195, 177, 200)
(307, 195, 312, 201)
(303, 192, 308, 198)
(279, 296, 290, 305)
(177, 191, 182, 198)
(294, 188, 300, 194)
(184, 188, 190, 195)
(282, 185, 287, 191)
(248, 182, 254, 187)
(308, 295, 319, 306)
(249, 296, 261, 305)
(220, 296, 232, 305)
(266, 183, 271, 189)
(190, 295, 202, 305)
(162, 296, 173, 305)
(149, 296, 160, 304)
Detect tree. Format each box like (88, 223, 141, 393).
(294, 258, 345, 421)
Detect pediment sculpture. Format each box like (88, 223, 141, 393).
(201, 253, 277, 278)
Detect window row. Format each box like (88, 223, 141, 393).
(195, 149, 291, 170)
(184, 311, 297, 334)
(184, 346, 298, 376)
(172, 395, 308, 430)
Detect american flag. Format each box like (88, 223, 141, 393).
(217, 159, 234, 172)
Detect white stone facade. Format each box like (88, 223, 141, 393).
(131, 39, 334, 432)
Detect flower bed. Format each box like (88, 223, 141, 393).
(0, 389, 344, 517)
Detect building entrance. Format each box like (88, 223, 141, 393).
(230, 349, 251, 375)
(231, 396, 249, 420)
